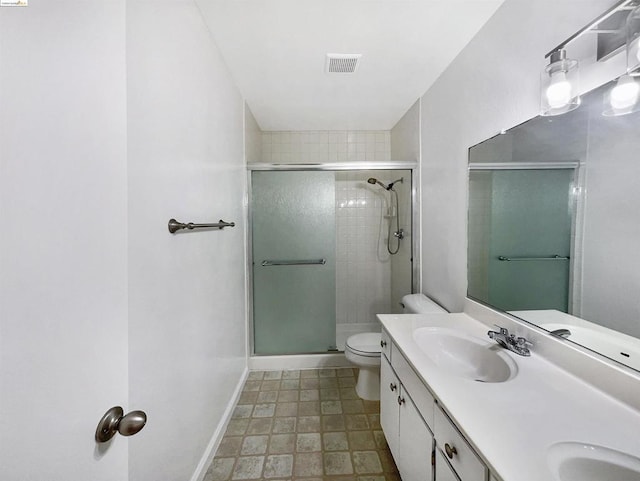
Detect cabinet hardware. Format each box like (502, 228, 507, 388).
(390, 382, 397, 392)
(445, 443, 458, 459)
(380, 340, 387, 348)
(397, 396, 405, 405)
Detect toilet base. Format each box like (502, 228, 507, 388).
(355, 366, 380, 401)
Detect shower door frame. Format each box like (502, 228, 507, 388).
(246, 162, 419, 356)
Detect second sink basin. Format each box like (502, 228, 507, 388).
(548, 442, 640, 481)
(412, 327, 517, 383)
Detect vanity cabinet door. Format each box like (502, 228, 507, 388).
(380, 355, 400, 459)
(381, 328, 392, 361)
(435, 448, 461, 481)
(398, 386, 434, 481)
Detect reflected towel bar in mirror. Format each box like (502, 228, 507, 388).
(498, 255, 570, 261)
(261, 259, 326, 266)
(168, 218, 235, 233)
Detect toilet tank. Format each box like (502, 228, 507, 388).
(401, 293, 447, 314)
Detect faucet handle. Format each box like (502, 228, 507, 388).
(516, 336, 532, 347)
(493, 324, 509, 336)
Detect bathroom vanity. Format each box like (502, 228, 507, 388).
(378, 304, 640, 481)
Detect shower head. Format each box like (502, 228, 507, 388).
(367, 177, 404, 191)
(367, 177, 388, 190)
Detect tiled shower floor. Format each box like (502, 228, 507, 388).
(204, 368, 400, 481)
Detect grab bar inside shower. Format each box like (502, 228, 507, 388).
(261, 259, 326, 267)
(497, 255, 570, 261)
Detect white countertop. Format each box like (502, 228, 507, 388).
(378, 312, 640, 481)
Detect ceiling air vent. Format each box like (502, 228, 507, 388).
(326, 53, 361, 74)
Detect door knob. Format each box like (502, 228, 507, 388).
(95, 406, 147, 443)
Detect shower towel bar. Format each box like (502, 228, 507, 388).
(261, 259, 326, 267)
(498, 255, 570, 261)
(168, 218, 235, 233)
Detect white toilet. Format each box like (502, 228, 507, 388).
(344, 293, 447, 400)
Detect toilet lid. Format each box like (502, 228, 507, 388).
(346, 332, 381, 357)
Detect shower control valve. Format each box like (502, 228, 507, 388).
(393, 229, 404, 240)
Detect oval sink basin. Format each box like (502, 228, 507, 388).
(412, 327, 517, 383)
(548, 442, 640, 481)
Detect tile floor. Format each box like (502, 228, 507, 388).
(204, 368, 401, 481)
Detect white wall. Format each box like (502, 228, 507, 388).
(127, 1, 247, 480)
(390, 100, 420, 309)
(581, 109, 640, 338)
(419, 0, 623, 312)
(390, 100, 420, 163)
(1, 1, 248, 480)
(0, 1, 129, 479)
(245, 104, 262, 164)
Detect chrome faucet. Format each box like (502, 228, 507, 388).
(487, 325, 532, 356)
(549, 328, 571, 339)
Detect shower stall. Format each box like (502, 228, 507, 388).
(249, 167, 415, 355)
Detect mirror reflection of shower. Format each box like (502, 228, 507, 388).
(367, 177, 404, 255)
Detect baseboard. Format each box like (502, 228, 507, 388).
(190, 367, 249, 481)
(249, 352, 350, 371)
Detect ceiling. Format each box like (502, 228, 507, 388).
(196, 0, 505, 131)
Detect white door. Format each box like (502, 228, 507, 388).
(0, 1, 129, 479)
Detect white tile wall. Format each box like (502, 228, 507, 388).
(261, 130, 391, 163)
(335, 171, 400, 326)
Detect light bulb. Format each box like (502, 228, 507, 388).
(546, 71, 572, 108)
(610, 74, 640, 110)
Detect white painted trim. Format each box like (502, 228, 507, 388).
(190, 367, 249, 481)
(249, 353, 350, 371)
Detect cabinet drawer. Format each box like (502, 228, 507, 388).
(393, 347, 435, 430)
(381, 329, 392, 361)
(434, 405, 487, 481)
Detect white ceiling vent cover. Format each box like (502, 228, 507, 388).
(326, 53, 361, 73)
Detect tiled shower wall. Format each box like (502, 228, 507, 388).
(335, 172, 394, 332)
(261, 131, 391, 164)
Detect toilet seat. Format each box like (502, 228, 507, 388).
(345, 332, 381, 357)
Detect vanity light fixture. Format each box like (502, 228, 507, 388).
(604, 4, 640, 116)
(541, 49, 580, 116)
(626, 4, 640, 74)
(540, 0, 639, 116)
(603, 74, 640, 115)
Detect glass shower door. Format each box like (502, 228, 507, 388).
(487, 169, 574, 312)
(251, 171, 336, 354)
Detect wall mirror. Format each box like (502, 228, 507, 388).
(467, 78, 640, 372)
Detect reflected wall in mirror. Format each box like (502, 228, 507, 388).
(468, 79, 640, 372)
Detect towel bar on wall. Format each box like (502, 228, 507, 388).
(168, 218, 235, 233)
